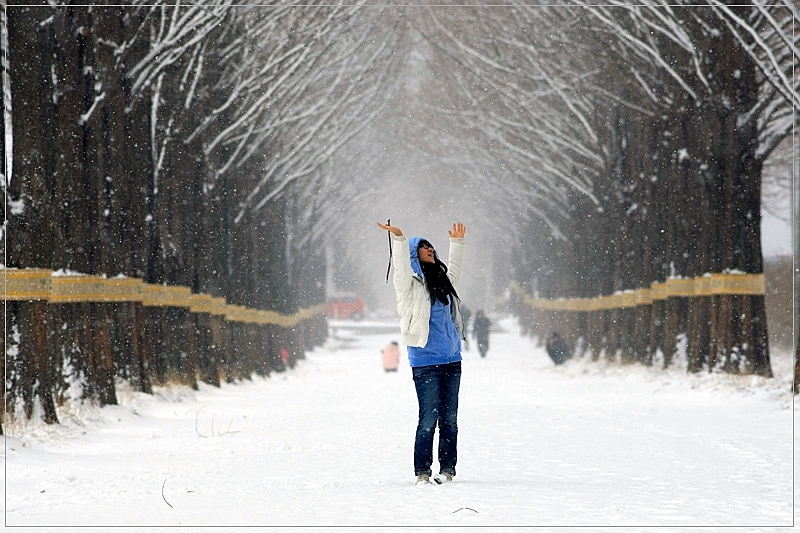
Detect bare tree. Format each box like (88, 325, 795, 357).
(3, 2, 405, 423)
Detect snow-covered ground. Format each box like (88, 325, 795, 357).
(3, 317, 796, 531)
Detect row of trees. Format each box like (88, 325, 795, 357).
(1, 2, 406, 426)
(2, 3, 797, 429)
(417, 3, 797, 376)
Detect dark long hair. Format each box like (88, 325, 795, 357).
(419, 254, 459, 305)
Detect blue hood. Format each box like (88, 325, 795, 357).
(408, 236, 441, 280)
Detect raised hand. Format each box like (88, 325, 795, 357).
(448, 222, 466, 239)
(377, 221, 403, 237)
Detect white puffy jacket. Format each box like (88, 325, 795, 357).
(391, 234, 465, 347)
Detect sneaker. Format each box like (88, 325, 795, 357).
(415, 474, 432, 485)
(433, 473, 453, 484)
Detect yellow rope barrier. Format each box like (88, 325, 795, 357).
(2, 268, 325, 326)
(507, 272, 765, 312)
(1, 269, 52, 300)
(49, 275, 107, 303)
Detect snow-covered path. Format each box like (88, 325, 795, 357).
(3, 318, 795, 531)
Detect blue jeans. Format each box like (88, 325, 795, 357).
(412, 362, 461, 477)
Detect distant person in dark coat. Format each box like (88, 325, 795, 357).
(546, 332, 571, 365)
(472, 310, 491, 358)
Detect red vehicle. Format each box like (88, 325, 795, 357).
(326, 293, 366, 320)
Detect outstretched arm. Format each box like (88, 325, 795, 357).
(377, 221, 412, 294)
(377, 221, 403, 237)
(446, 222, 466, 285)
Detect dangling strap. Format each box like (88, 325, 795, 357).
(450, 294, 467, 341)
(385, 219, 392, 283)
